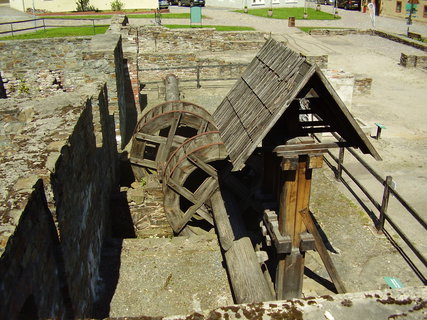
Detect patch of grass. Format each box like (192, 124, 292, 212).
(163, 24, 255, 31)
(298, 26, 351, 33)
(0, 25, 109, 40)
(41, 13, 192, 19)
(235, 7, 340, 20)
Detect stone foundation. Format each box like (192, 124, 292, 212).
(400, 53, 427, 69)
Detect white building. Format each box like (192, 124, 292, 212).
(9, 0, 159, 12)
(207, 0, 305, 9)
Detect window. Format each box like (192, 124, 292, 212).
(424, 5, 427, 17)
(252, 0, 265, 5)
(396, 1, 402, 12)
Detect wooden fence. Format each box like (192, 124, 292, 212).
(318, 133, 427, 285)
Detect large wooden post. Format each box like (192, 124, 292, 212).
(274, 138, 322, 299)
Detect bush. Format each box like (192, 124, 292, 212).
(75, 0, 98, 12)
(111, 0, 125, 11)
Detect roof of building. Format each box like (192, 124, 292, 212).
(213, 38, 381, 171)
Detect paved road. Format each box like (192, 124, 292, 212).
(159, 5, 427, 37)
(0, 3, 30, 20)
(1, 2, 426, 37)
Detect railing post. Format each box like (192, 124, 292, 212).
(335, 146, 345, 181)
(196, 66, 201, 88)
(10, 23, 14, 37)
(378, 175, 393, 232)
(92, 19, 95, 35)
(43, 19, 46, 31)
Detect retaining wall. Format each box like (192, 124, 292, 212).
(0, 84, 118, 318)
(137, 26, 267, 53)
(400, 53, 427, 69)
(0, 179, 71, 319)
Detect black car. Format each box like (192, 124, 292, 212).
(176, 0, 205, 6)
(159, 0, 169, 8)
(336, 0, 360, 9)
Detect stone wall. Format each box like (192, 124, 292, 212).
(139, 53, 248, 84)
(0, 38, 89, 98)
(0, 36, 119, 101)
(137, 26, 267, 53)
(0, 179, 71, 319)
(400, 53, 427, 69)
(51, 85, 118, 317)
(0, 84, 118, 318)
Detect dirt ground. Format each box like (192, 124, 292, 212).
(144, 32, 427, 286)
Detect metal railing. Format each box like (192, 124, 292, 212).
(139, 63, 249, 88)
(319, 133, 427, 284)
(0, 17, 107, 37)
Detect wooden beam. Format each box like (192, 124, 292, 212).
(299, 208, 346, 294)
(210, 190, 235, 251)
(225, 237, 275, 304)
(274, 141, 350, 154)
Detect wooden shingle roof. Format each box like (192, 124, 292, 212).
(213, 39, 380, 171)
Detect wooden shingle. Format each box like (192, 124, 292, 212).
(213, 39, 380, 171)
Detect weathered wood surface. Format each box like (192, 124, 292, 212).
(210, 190, 235, 251)
(225, 237, 275, 304)
(300, 208, 346, 294)
(213, 39, 380, 172)
(129, 100, 218, 180)
(162, 131, 228, 233)
(213, 39, 315, 171)
(164, 74, 180, 101)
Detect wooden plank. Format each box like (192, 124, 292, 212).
(278, 250, 305, 299)
(225, 237, 275, 303)
(187, 153, 218, 178)
(275, 159, 299, 299)
(159, 112, 181, 164)
(299, 208, 346, 294)
(135, 132, 167, 144)
(129, 156, 157, 169)
(210, 190, 235, 251)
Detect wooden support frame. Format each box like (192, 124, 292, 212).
(272, 137, 346, 299)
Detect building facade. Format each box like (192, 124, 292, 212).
(207, 0, 305, 9)
(9, 0, 158, 12)
(378, 0, 427, 23)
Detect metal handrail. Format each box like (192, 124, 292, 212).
(139, 63, 249, 88)
(0, 17, 106, 37)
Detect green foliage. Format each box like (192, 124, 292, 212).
(140, 178, 146, 188)
(111, 0, 125, 11)
(0, 26, 109, 40)
(18, 78, 30, 95)
(234, 7, 340, 20)
(41, 13, 191, 19)
(75, 0, 98, 12)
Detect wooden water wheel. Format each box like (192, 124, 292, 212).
(162, 131, 228, 234)
(129, 100, 217, 181)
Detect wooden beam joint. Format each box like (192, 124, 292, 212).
(263, 210, 292, 254)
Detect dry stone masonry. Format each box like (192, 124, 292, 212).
(0, 14, 425, 320)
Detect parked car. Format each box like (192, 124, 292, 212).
(159, 0, 169, 9)
(336, 0, 360, 9)
(177, 0, 205, 6)
(317, 0, 335, 5)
